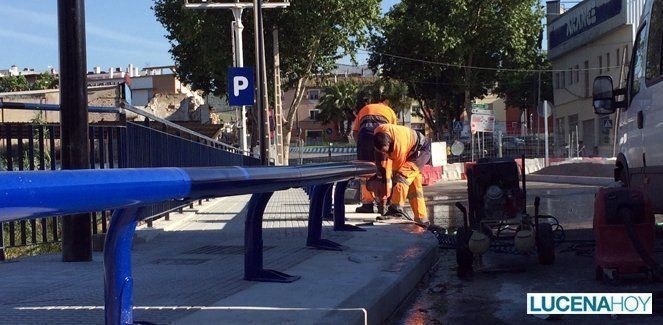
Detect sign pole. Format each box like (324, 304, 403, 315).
(231, 9, 249, 154)
(544, 101, 550, 167)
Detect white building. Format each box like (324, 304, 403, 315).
(547, 0, 645, 156)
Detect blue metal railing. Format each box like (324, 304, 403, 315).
(1, 104, 259, 252)
(0, 162, 374, 325)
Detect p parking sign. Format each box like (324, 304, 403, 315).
(228, 67, 255, 106)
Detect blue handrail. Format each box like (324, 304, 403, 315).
(0, 101, 119, 114)
(0, 162, 375, 325)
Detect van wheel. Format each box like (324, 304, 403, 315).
(615, 162, 629, 187)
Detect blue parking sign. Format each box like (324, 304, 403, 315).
(228, 67, 255, 106)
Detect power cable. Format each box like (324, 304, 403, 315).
(361, 49, 624, 73)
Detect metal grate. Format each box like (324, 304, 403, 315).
(183, 245, 274, 255)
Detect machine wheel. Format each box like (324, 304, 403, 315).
(536, 222, 555, 265)
(456, 227, 473, 277)
(604, 269, 622, 286)
(595, 266, 604, 281)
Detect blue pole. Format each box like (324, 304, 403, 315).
(104, 207, 142, 325)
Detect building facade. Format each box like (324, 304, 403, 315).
(547, 0, 645, 156)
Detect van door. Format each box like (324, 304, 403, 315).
(624, 22, 648, 191)
(642, 0, 663, 209)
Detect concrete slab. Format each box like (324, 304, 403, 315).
(174, 223, 437, 325)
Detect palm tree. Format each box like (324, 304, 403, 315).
(316, 80, 358, 142)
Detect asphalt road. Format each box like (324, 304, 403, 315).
(393, 181, 663, 325)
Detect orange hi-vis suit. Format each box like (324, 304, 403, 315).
(353, 103, 398, 205)
(374, 124, 431, 222)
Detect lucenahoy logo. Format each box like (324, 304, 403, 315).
(527, 293, 652, 315)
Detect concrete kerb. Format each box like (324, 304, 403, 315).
(324, 239, 439, 325)
(526, 174, 615, 187)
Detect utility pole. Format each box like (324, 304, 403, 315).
(254, 0, 270, 165)
(273, 28, 285, 166)
(58, 0, 92, 262)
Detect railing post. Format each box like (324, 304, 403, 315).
(0, 225, 5, 261)
(333, 181, 365, 232)
(104, 207, 143, 325)
(244, 192, 300, 282)
(322, 185, 333, 221)
(306, 184, 343, 251)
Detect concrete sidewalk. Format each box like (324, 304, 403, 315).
(0, 189, 438, 324)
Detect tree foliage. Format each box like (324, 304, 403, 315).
(153, 0, 381, 160)
(316, 80, 358, 141)
(495, 53, 553, 112)
(31, 72, 59, 91)
(316, 78, 412, 142)
(370, 0, 544, 139)
(0, 75, 30, 92)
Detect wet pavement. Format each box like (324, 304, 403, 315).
(394, 181, 663, 324)
(421, 181, 599, 231)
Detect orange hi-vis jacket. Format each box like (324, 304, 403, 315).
(374, 124, 417, 196)
(352, 103, 398, 133)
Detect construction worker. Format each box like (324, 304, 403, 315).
(353, 101, 398, 214)
(373, 124, 431, 224)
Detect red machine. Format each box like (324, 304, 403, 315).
(594, 187, 656, 282)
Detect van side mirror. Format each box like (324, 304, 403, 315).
(593, 76, 616, 115)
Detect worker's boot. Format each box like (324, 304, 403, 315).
(355, 203, 374, 213)
(377, 204, 386, 216)
(379, 205, 406, 220)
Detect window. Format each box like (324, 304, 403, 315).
(556, 117, 566, 144)
(307, 90, 320, 100)
(584, 61, 590, 97)
(646, 0, 663, 82)
(606, 52, 611, 72)
(575, 65, 580, 82)
(568, 114, 579, 139)
(629, 24, 648, 102)
(309, 109, 320, 120)
(598, 55, 603, 74)
(616, 48, 621, 67)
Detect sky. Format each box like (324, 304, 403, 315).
(0, 0, 574, 72)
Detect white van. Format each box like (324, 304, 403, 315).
(593, 0, 663, 212)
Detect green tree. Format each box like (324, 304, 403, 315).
(370, 0, 544, 139)
(495, 53, 553, 112)
(31, 72, 59, 90)
(0, 75, 30, 92)
(354, 79, 412, 113)
(316, 80, 358, 142)
(153, 0, 380, 163)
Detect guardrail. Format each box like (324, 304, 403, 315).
(0, 162, 374, 325)
(1, 102, 259, 254)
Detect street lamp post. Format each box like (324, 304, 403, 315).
(58, 0, 92, 262)
(183, 1, 290, 163)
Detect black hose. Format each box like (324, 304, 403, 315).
(621, 207, 663, 279)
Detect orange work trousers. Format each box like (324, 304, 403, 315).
(360, 179, 375, 204)
(391, 161, 428, 222)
